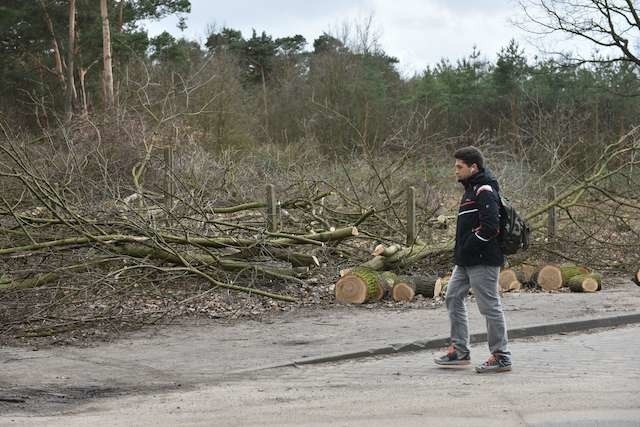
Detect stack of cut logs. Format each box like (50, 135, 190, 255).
(335, 263, 606, 304)
(335, 267, 449, 304)
(499, 263, 603, 293)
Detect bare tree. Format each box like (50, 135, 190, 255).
(39, 0, 66, 90)
(517, 0, 640, 66)
(100, 0, 115, 109)
(65, 0, 77, 121)
(330, 13, 383, 55)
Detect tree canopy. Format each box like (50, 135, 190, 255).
(0, 1, 637, 154)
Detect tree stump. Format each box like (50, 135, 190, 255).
(533, 265, 563, 291)
(566, 273, 602, 293)
(335, 267, 383, 304)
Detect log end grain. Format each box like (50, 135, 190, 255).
(581, 277, 599, 293)
(433, 279, 443, 298)
(507, 280, 522, 292)
(335, 275, 368, 304)
(436, 275, 451, 297)
(567, 273, 602, 293)
(559, 264, 590, 285)
(372, 244, 385, 256)
(499, 269, 518, 292)
(535, 265, 563, 291)
(392, 282, 415, 302)
(336, 268, 383, 303)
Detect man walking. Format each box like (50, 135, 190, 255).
(434, 146, 512, 373)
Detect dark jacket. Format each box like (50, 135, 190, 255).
(454, 168, 504, 267)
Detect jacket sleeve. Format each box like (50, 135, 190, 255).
(461, 185, 500, 252)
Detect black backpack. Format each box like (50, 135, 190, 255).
(498, 195, 530, 255)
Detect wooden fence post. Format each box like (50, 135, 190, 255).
(266, 183, 278, 232)
(547, 185, 557, 240)
(406, 186, 416, 245)
(163, 145, 174, 218)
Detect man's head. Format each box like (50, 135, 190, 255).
(454, 146, 484, 181)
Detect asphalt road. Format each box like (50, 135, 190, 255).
(3, 324, 639, 426)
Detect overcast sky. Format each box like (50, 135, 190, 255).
(142, 0, 590, 77)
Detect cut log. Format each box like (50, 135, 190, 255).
(384, 245, 401, 257)
(559, 264, 590, 286)
(517, 264, 536, 286)
(499, 269, 522, 292)
(414, 274, 441, 298)
(371, 244, 402, 257)
(633, 270, 640, 286)
(436, 274, 451, 297)
(225, 247, 320, 267)
(335, 267, 383, 304)
(358, 241, 453, 271)
(391, 274, 440, 301)
(533, 265, 563, 291)
(372, 244, 386, 256)
(508, 280, 521, 291)
(392, 275, 416, 302)
(380, 271, 398, 297)
(566, 273, 603, 293)
(0, 226, 360, 256)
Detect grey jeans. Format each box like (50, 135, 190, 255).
(445, 265, 510, 358)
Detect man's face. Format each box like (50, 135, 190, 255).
(454, 159, 478, 181)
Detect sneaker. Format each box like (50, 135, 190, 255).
(475, 353, 512, 373)
(434, 345, 471, 367)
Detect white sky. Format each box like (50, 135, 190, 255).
(141, 0, 600, 77)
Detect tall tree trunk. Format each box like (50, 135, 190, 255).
(100, 0, 115, 109)
(117, 0, 126, 32)
(79, 67, 89, 117)
(65, 0, 76, 121)
(261, 66, 269, 140)
(39, 0, 66, 90)
(74, 24, 88, 117)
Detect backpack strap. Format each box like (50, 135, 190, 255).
(475, 185, 493, 195)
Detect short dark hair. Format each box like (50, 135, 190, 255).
(454, 146, 484, 170)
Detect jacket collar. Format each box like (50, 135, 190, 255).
(459, 168, 499, 192)
(459, 169, 485, 189)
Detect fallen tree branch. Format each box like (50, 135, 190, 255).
(109, 243, 307, 284)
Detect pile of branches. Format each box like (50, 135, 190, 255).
(2, 122, 640, 341)
(0, 158, 359, 339)
(0, 120, 443, 340)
